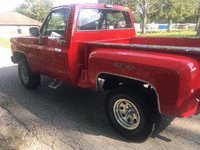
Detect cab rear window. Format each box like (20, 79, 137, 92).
(77, 8, 133, 31)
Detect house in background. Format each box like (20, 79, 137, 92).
(0, 12, 41, 35)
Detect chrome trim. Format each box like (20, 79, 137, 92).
(77, 28, 134, 32)
(57, 39, 66, 45)
(97, 78, 105, 93)
(105, 4, 112, 8)
(96, 72, 161, 114)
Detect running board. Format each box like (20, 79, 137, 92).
(49, 79, 62, 89)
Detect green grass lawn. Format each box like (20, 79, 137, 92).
(137, 30, 197, 38)
(0, 37, 11, 48)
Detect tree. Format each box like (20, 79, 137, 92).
(15, 0, 53, 22)
(195, 1, 200, 34)
(99, 0, 161, 34)
(157, 0, 197, 32)
(132, 0, 161, 34)
(159, 0, 181, 32)
(197, 24, 200, 36)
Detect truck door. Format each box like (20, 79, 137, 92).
(39, 8, 69, 81)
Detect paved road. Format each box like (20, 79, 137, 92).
(0, 46, 16, 68)
(0, 46, 200, 150)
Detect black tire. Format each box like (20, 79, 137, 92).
(106, 86, 155, 142)
(18, 60, 41, 89)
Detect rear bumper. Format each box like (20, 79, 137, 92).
(195, 101, 200, 115)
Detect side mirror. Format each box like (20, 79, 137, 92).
(29, 27, 40, 37)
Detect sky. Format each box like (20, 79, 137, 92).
(0, 0, 97, 14)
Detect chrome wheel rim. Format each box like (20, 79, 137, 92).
(113, 99, 140, 130)
(20, 65, 29, 84)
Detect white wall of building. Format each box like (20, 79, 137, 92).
(0, 26, 31, 34)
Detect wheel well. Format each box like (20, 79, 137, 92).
(98, 73, 160, 114)
(13, 51, 27, 63)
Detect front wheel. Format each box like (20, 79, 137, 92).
(106, 87, 155, 142)
(18, 60, 41, 89)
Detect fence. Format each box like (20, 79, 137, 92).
(134, 23, 196, 33)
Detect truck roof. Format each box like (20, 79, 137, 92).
(50, 5, 70, 10)
(51, 3, 131, 12)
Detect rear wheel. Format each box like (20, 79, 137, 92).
(106, 87, 155, 142)
(18, 60, 41, 89)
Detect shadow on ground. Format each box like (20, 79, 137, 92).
(0, 66, 198, 144)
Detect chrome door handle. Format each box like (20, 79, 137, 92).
(57, 39, 66, 45)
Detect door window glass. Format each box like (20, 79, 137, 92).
(41, 9, 68, 37)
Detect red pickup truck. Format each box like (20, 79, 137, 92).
(10, 3, 200, 142)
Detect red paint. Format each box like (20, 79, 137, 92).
(11, 3, 200, 117)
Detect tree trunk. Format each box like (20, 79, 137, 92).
(141, 16, 147, 34)
(197, 19, 200, 36)
(196, 14, 200, 36)
(195, 16, 200, 31)
(168, 19, 172, 32)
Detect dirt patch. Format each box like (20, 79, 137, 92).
(0, 126, 23, 150)
(0, 99, 13, 108)
(0, 93, 52, 150)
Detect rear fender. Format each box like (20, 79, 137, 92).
(88, 48, 200, 117)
